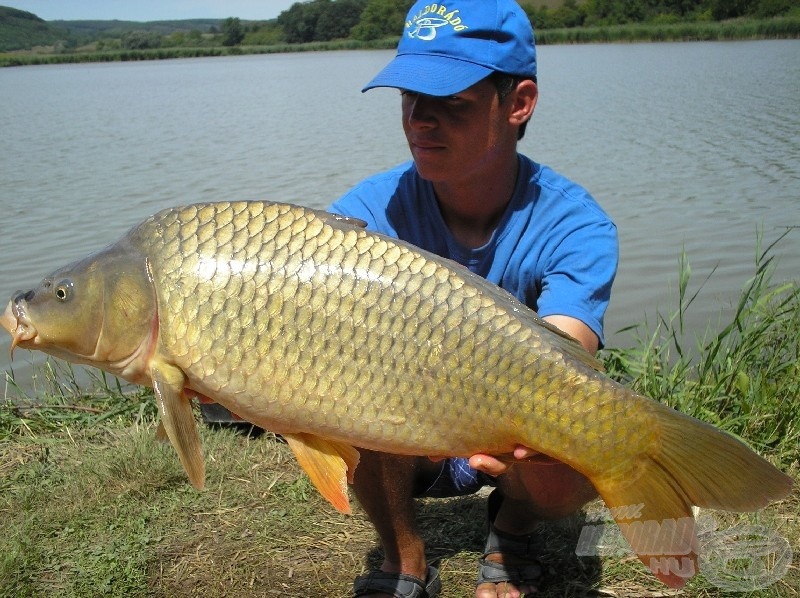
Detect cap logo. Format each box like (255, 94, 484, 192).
(408, 18, 448, 41)
(406, 4, 468, 41)
(362, 0, 537, 94)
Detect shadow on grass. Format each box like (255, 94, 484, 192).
(360, 493, 603, 596)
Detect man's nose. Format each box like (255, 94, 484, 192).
(406, 95, 437, 129)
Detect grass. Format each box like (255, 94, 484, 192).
(1, 239, 798, 596)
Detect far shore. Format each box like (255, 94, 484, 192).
(3, 16, 798, 68)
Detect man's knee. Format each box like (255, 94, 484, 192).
(499, 462, 597, 517)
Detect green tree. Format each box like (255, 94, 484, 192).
(222, 17, 245, 46)
(754, 0, 795, 17)
(658, 0, 704, 17)
(121, 31, 161, 50)
(550, 0, 587, 28)
(278, 1, 326, 43)
(96, 38, 121, 51)
(187, 30, 203, 44)
(351, 0, 413, 41)
(315, 0, 366, 41)
(582, 0, 647, 25)
(243, 22, 286, 45)
(707, 0, 755, 19)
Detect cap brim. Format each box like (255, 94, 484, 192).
(362, 53, 494, 96)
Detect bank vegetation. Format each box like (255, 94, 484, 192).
(1, 0, 798, 67)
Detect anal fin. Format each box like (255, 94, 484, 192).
(283, 433, 360, 514)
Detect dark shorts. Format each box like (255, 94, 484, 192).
(416, 457, 496, 498)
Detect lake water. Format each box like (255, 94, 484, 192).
(1, 40, 799, 391)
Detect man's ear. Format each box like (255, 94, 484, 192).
(509, 79, 538, 127)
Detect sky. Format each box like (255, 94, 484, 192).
(2, 0, 299, 21)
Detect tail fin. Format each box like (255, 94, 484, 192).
(594, 403, 793, 588)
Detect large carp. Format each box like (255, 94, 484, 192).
(2, 201, 792, 588)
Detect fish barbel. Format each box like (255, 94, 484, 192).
(1, 201, 792, 588)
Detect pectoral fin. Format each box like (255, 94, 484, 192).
(151, 363, 205, 490)
(283, 433, 360, 514)
(155, 421, 169, 443)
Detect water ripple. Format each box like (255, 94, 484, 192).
(1, 42, 798, 388)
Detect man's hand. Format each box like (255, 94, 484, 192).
(468, 445, 544, 476)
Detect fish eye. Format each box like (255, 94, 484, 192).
(55, 279, 73, 302)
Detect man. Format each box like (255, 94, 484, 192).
(329, 1, 618, 596)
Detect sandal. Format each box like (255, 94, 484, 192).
(353, 564, 442, 597)
(477, 490, 543, 589)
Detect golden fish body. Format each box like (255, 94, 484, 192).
(149, 204, 634, 460)
(2, 201, 792, 589)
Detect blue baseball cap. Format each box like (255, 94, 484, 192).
(363, 0, 537, 96)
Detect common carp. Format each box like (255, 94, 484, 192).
(1, 201, 792, 588)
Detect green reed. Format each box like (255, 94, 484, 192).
(0, 39, 397, 67)
(2, 361, 156, 439)
(601, 231, 800, 467)
(536, 16, 800, 44)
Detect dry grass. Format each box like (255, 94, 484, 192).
(1, 416, 796, 597)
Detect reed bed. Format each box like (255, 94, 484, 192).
(601, 233, 799, 468)
(536, 16, 800, 44)
(0, 39, 397, 67)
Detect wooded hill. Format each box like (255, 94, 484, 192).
(0, 7, 228, 52)
(2, 0, 798, 53)
(0, 6, 63, 51)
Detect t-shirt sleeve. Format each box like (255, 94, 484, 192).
(328, 163, 414, 237)
(535, 217, 618, 348)
(329, 183, 384, 232)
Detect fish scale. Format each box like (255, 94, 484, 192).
(139, 202, 594, 453)
(2, 200, 792, 589)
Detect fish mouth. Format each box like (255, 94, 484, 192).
(2, 298, 37, 358)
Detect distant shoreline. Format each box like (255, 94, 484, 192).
(0, 39, 397, 68)
(2, 17, 798, 68)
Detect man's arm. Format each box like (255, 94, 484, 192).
(542, 314, 599, 355)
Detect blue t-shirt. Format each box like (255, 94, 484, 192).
(329, 154, 618, 346)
